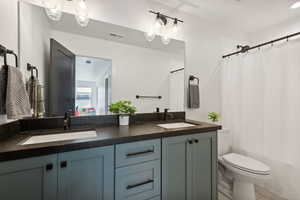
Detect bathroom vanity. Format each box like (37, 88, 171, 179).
(0, 118, 220, 200)
(0, 1, 221, 199)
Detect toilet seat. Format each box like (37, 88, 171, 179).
(222, 153, 271, 175)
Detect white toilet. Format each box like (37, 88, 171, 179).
(218, 129, 271, 200)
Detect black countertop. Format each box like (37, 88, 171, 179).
(0, 119, 221, 162)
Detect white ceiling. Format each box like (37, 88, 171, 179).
(152, 0, 300, 33)
(76, 56, 112, 81)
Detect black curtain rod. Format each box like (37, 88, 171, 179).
(222, 31, 300, 59)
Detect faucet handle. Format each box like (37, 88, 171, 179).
(68, 109, 74, 116)
(64, 111, 69, 119)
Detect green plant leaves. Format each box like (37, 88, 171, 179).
(109, 100, 137, 115)
(208, 112, 220, 122)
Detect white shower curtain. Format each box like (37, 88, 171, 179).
(222, 40, 300, 200)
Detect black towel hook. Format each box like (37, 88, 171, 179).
(189, 75, 199, 85)
(27, 63, 38, 79)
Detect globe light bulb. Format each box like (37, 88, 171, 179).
(160, 25, 171, 45)
(75, 0, 89, 27)
(154, 18, 163, 31)
(43, 0, 63, 21)
(144, 29, 156, 42)
(161, 35, 171, 45)
(290, 1, 300, 9)
(172, 19, 179, 35)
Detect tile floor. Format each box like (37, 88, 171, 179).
(255, 186, 287, 200)
(218, 186, 287, 200)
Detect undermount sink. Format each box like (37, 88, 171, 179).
(157, 122, 196, 129)
(21, 130, 98, 145)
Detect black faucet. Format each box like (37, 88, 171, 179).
(156, 107, 160, 113)
(63, 111, 72, 130)
(163, 108, 169, 121)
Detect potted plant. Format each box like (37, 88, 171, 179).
(208, 112, 220, 124)
(109, 100, 137, 126)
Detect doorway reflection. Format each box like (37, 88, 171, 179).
(75, 56, 112, 116)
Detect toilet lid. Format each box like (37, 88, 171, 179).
(222, 153, 271, 175)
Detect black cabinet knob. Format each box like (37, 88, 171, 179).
(60, 161, 67, 168)
(188, 140, 193, 144)
(46, 163, 53, 171)
(194, 139, 199, 143)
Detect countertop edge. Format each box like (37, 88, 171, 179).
(0, 122, 221, 162)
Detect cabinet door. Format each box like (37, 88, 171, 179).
(0, 155, 57, 200)
(162, 132, 218, 200)
(162, 134, 189, 200)
(58, 146, 114, 200)
(189, 132, 217, 200)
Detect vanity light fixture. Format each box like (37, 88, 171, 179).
(290, 1, 300, 9)
(42, 0, 90, 27)
(145, 11, 183, 45)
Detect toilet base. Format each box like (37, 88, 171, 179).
(233, 180, 256, 200)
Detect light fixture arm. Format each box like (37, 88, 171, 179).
(156, 13, 167, 25)
(149, 10, 184, 23)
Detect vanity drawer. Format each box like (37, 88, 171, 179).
(116, 139, 161, 168)
(115, 160, 161, 200)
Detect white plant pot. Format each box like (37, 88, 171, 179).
(119, 115, 129, 126)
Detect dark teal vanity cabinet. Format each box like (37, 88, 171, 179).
(162, 132, 217, 200)
(0, 131, 217, 200)
(0, 146, 114, 200)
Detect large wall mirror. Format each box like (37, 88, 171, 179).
(19, 1, 185, 117)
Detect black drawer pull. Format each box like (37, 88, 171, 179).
(126, 179, 154, 190)
(46, 163, 53, 171)
(60, 161, 67, 168)
(126, 150, 154, 157)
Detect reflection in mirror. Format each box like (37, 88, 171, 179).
(75, 56, 112, 116)
(19, 2, 185, 117)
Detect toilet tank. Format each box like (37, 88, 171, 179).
(218, 129, 232, 156)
